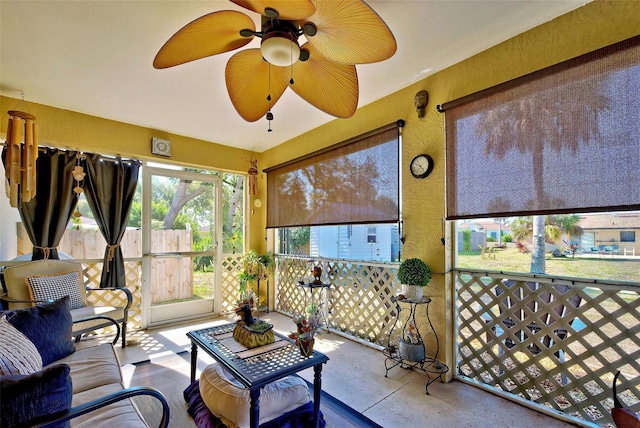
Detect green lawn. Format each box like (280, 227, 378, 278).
(457, 247, 640, 282)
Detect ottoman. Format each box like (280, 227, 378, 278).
(199, 363, 311, 428)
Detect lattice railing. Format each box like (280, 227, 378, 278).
(81, 259, 142, 334)
(221, 254, 243, 314)
(456, 269, 640, 427)
(275, 255, 399, 346)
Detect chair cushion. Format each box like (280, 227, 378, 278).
(5, 296, 75, 366)
(0, 364, 72, 428)
(53, 343, 123, 395)
(0, 315, 43, 375)
(27, 270, 85, 310)
(199, 363, 311, 428)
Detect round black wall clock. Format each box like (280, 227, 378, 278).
(409, 154, 434, 179)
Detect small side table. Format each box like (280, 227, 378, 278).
(383, 296, 449, 394)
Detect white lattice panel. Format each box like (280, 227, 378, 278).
(275, 256, 399, 346)
(221, 254, 242, 314)
(83, 260, 142, 336)
(456, 269, 640, 426)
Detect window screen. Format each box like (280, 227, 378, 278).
(441, 35, 640, 220)
(265, 123, 400, 228)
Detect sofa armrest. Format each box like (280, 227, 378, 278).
(85, 286, 133, 312)
(72, 315, 121, 345)
(31, 386, 170, 428)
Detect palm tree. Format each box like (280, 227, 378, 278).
(509, 214, 582, 255)
(476, 79, 608, 273)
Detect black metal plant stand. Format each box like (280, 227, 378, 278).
(297, 281, 332, 333)
(383, 296, 449, 394)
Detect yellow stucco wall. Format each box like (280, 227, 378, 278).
(0, 97, 253, 174)
(2, 0, 639, 375)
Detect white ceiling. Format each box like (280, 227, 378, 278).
(0, 0, 589, 153)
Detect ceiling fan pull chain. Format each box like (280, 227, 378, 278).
(266, 63, 273, 132)
(290, 40, 294, 85)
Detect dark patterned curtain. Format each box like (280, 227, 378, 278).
(1, 147, 79, 260)
(83, 154, 140, 289)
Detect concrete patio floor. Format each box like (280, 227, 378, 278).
(107, 312, 580, 428)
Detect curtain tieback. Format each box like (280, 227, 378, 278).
(33, 246, 56, 260)
(106, 244, 120, 272)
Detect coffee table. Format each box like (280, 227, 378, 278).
(187, 323, 329, 428)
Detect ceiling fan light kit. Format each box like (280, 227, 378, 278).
(153, 0, 397, 126)
(260, 31, 300, 66)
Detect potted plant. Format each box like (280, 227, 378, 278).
(399, 319, 425, 362)
(239, 250, 275, 310)
(289, 304, 325, 357)
(397, 257, 431, 300)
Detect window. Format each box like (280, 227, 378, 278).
(269, 122, 402, 263)
(455, 211, 640, 283)
(278, 223, 399, 262)
(367, 226, 377, 244)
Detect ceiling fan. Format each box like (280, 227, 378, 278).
(153, 0, 396, 128)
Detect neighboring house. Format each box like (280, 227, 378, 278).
(458, 220, 512, 242)
(577, 212, 639, 255)
(310, 224, 400, 263)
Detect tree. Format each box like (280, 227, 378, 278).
(509, 214, 582, 254)
(163, 179, 210, 229)
(477, 79, 608, 273)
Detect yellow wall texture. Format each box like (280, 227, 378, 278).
(2, 0, 639, 373)
(0, 97, 253, 174)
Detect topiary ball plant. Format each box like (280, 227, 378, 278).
(397, 258, 432, 287)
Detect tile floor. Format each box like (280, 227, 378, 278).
(85, 312, 582, 428)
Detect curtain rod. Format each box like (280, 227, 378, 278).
(0, 142, 140, 163)
(263, 119, 404, 173)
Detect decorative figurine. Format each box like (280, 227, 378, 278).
(235, 303, 255, 326)
(414, 90, 428, 118)
(312, 266, 322, 284)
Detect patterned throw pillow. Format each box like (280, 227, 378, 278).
(0, 316, 43, 376)
(26, 271, 85, 310)
(6, 296, 75, 366)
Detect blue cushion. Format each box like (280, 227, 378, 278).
(0, 364, 72, 428)
(5, 296, 75, 365)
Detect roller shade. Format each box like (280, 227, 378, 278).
(265, 122, 401, 228)
(441, 35, 640, 220)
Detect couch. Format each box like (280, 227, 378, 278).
(1, 259, 132, 348)
(0, 296, 169, 428)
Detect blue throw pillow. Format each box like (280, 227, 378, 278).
(5, 296, 75, 365)
(0, 363, 72, 428)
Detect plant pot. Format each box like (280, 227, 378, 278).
(297, 338, 315, 357)
(399, 339, 425, 362)
(402, 284, 424, 300)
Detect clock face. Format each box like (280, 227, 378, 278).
(410, 154, 434, 178)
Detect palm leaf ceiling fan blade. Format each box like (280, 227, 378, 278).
(303, 0, 396, 64)
(225, 49, 289, 122)
(289, 43, 358, 118)
(153, 11, 255, 69)
(230, 0, 315, 20)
